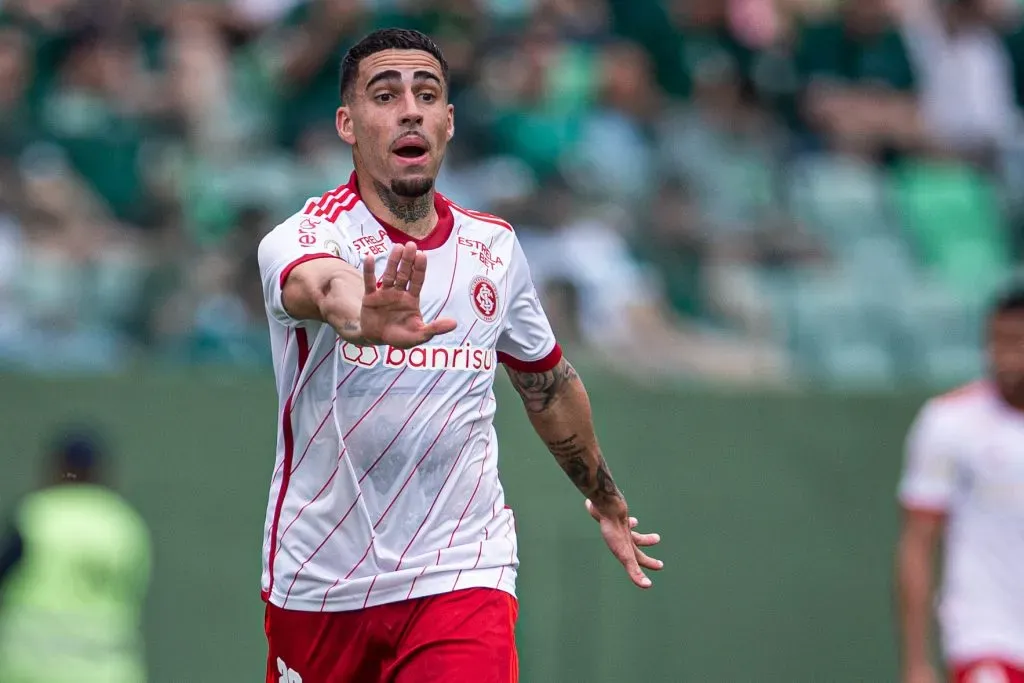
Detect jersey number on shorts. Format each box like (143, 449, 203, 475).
(277, 657, 303, 683)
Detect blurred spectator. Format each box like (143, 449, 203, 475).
(0, 427, 152, 683)
(796, 0, 925, 159)
(563, 39, 660, 204)
(0, 0, 1020, 386)
(267, 0, 371, 150)
(897, 0, 1019, 161)
(0, 26, 36, 157)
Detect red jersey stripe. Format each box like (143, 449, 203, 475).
(447, 200, 514, 232)
(279, 253, 342, 289)
(270, 361, 355, 486)
(449, 436, 491, 549)
(263, 327, 310, 601)
(320, 579, 340, 612)
(373, 383, 471, 533)
(394, 377, 489, 570)
(282, 491, 363, 607)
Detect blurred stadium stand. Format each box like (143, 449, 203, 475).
(3, 0, 1024, 386)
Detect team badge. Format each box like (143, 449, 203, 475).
(469, 276, 499, 323)
(324, 240, 342, 258)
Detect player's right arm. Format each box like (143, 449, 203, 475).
(258, 216, 455, 347)
(895, 402, 954, 683)
(280, 256, 371, 344)
(257, 213, 369, 343)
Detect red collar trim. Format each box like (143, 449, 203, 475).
(345, 172, 454, 251)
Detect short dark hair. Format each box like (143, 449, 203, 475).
(339, 28, 449, 104)
(990, 283, 1024, 317)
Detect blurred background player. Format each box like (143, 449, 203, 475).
(258, 28, 662, 683)
(0, 428, 152, 683)
(896, 287, 1024, 683)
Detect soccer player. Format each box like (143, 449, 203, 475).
(896, 288, 1024, 683)
(256, 28, 663, 683)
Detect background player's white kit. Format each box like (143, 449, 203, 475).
(258, 174, 562, 613)
(899, 381, 1024, 669)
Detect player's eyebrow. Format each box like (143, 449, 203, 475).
(365, 69, 442, 91)
(412, 70, 442, 86)
(365, 70, 400, 91)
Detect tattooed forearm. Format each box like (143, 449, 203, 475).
(505, 358, 580, 413)
(547, 435, 588, 459)
(547, 434, 623, 507)
(510, 355, 624, 510)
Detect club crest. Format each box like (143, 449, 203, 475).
(469, 276, 499, 323)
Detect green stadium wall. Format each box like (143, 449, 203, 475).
(0, 369, 936, 683)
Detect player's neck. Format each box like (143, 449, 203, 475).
(362, 176, 438, 240)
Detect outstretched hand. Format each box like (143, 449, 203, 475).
(358, 242, 457, 348)
(586, 499, 663, 589)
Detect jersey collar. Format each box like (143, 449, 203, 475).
(345, 172, 454, 251)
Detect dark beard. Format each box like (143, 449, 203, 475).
(373, 178, 433, 225)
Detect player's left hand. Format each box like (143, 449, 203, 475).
(585, 499, 663, 589)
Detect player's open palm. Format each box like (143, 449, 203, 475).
(359, 242, 457, 348)
(586, 499, 663, 589)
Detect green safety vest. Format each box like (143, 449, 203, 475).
(0, 484, 151, 683)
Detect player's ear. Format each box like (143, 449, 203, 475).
(337, 106, 356, 146)
(446, 103, 454, 142)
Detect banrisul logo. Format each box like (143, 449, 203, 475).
(340, 342, 495, 371)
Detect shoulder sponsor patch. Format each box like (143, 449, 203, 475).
(297, 217, 321, 247)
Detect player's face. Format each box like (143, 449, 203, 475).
(988, 311, 1024, 398)
(337, 49, 454, 198)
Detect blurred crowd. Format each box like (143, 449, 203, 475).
(3, 0, 1024, 384)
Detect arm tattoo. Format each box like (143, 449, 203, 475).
(546, 433, 622, 505)
(508, 358, 622, 505)
(338, 319, 372, 346)
(505, 358, 579, 413)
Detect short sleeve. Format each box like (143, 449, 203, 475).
(496, 236, 562, 372)
(257, 213, 359, 327)
(897, 402, 959, 514)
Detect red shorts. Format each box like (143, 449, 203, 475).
(265, 587, 518, 683)
(952, 659, 1024, 683)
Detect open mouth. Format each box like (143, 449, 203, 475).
(393, 144, 428, 159)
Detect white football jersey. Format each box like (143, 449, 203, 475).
(898, 381, 1024, 667)
(256, 174, 561, 612)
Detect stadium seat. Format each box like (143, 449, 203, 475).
(788, 273, 897, 384)
(787, 154, 892, 250)
(840, 234, 918, 303)
(657, 110, 778, 227)
(889, 161, 1011, 304)
(893, 280, 984, 380)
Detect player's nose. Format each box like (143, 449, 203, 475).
(398, 92, 424, 127)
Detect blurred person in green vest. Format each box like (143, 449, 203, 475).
(0, 428, 152, 683)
